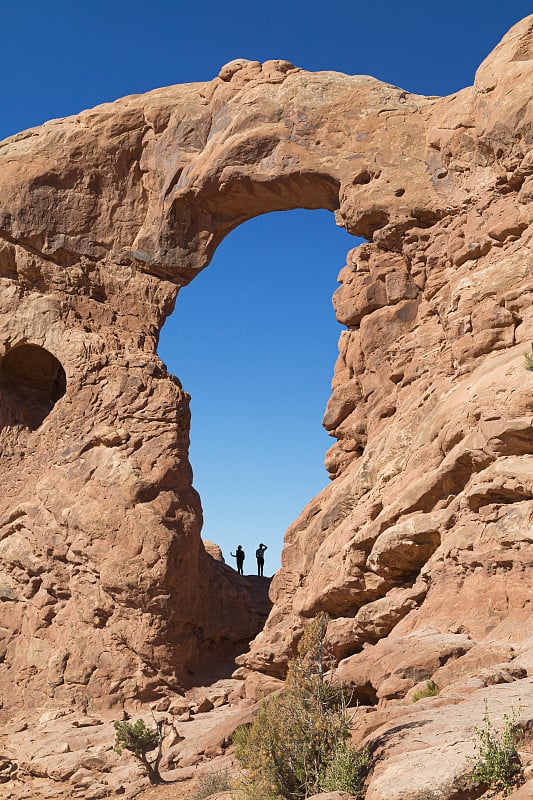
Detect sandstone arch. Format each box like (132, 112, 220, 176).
(0, 17, 531, 723)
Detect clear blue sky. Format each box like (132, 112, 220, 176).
(1, 2, 530, 574)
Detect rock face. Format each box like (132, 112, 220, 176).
(0, 12, 531, 784)
(238, 17, 533, 689)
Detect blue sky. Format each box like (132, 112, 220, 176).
(1, 2, 530, 574)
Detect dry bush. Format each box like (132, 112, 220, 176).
(234, 613, 371, 799)
(189, 767, 234, 800)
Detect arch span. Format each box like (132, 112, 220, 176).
(0, 57, 481, 707)
(0, 17, 530, 710)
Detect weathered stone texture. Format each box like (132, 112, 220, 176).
(0, 15, 532, 799)
(241, 17, 533, 682)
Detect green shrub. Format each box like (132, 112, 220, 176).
(412, 680, 440, 703)
(320, 740, 372, 794)
(234, 613, 371, 800)
(524, 343, 533, 371)
(468, 700, 523, 796)
(114, 717, 165, 785)
(189, 767, 234, 800)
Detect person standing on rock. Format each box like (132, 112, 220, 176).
(231, 545, 245, 575)
(256, 543, 267, 577)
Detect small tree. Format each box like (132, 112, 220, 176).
(114, 717, 166, 785)
(234, 613, 371, 799)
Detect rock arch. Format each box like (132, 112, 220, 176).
(0, 18, 530, 714)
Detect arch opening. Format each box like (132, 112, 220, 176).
(159, 208, 360, 574)
(0, 344, 67, 430)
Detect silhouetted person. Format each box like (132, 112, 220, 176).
(231, 545, 245, 575)
(256, 543, 267, 576)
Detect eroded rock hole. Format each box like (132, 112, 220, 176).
(0, 344, 66, 429)
(159, 208, 358, 573)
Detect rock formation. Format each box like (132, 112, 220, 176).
(240, 16, 533, 680)
(0, 13, 532, 799)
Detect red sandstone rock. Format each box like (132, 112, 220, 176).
(0, 14, 532, 800)
(203, 540, 226, 563)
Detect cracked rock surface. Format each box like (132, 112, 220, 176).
(0, 14, 532, 800)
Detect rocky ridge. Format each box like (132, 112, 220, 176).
(0, 13, 532, 800)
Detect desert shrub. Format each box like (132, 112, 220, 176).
(320, 740, 372, 793)
(468, 700, 523, 796)
(412, 680, 440, 703)
(114, 717, 165, 785)
(234, 613, 371, 799)
(524, 342, 533, 371)
(189, 767, 234, 800)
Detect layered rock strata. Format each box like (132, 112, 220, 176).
(0, 16, 531, 765)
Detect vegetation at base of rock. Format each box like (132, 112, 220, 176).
(468, 700, 523, 796)
(524, 343, 533, 371)
(319, 740, 372, 794)
(234, 612, 371, 799)
(114, 718, 165, 785)
(412, 680, 440, 702)
(189, 767, 234, 800)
